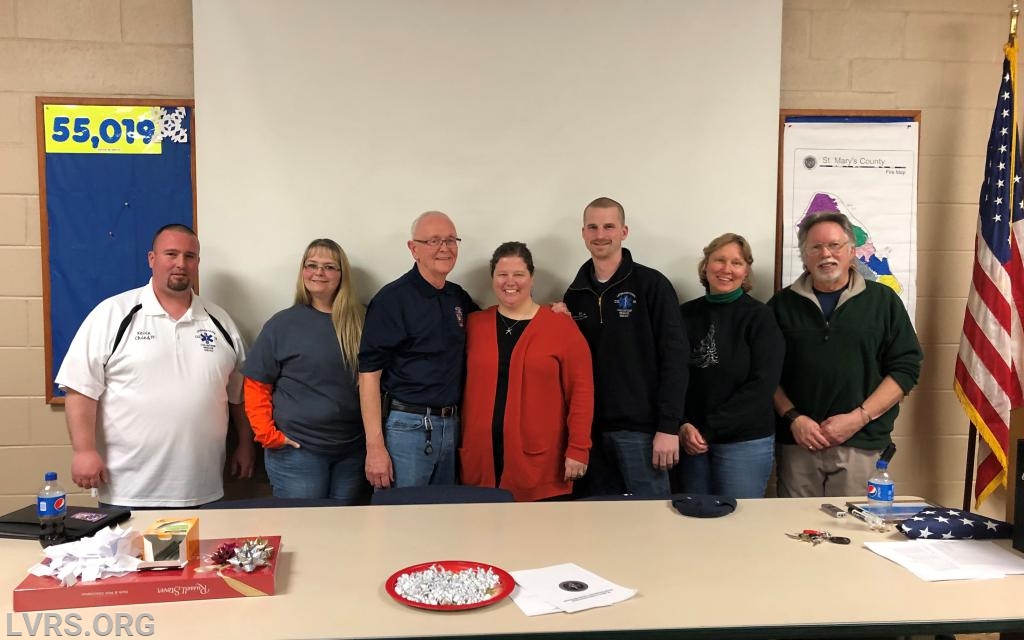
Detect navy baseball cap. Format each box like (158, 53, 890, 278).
(671, 494, 737, 518)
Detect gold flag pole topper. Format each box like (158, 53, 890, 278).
(1010, 2, 1019, 249)
(1012, 2, 1019, 45)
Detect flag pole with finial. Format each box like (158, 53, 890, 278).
(1011, 2, 1019, 44)
(1009, 2, 1018, 243)
(960, 1, 1024, 511)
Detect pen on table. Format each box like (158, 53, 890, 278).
(848, 505, 887, 530)
(847, 505, 868, 522)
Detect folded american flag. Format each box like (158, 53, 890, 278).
(898, 507, 1012, 540)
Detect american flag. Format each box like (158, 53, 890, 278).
(954, 41, 1024, 507)
(898, 507, 1012, 540)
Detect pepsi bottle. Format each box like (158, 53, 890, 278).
(866, 444, 897, 519)
(866, 460, 894, 518)
(37, 471, 67, 547)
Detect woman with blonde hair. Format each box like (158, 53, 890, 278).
(677, 233, 784, 499)
(243, 239, 369, 502)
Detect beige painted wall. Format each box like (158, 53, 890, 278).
(0, 0, 1013, 518)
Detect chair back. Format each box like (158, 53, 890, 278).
(199, 497, 348, 509)
(580, 492, 691, 502)
(370, 485, 514, 505)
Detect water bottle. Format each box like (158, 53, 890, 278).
(37, 471, 67, 548)
(866, 444, 896, 518)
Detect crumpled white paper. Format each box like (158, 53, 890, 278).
(27, 526, 142, 587)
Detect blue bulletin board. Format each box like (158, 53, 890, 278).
(36, 98, 196, 403)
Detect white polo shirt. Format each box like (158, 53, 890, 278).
(56, 280, 246, 507)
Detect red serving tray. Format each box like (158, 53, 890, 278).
(385, 560, 514, 611)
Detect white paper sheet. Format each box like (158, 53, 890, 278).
(509, 563, 636, 614)
(508, 585, 562, 616)
(864, 539, 1024, 582)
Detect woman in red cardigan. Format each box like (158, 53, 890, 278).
(460, 242, 594, 501)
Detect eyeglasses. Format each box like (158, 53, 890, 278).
(303, 262, 341, 274)
(412, 237, 462, 249)
(804, 241, 849, 256)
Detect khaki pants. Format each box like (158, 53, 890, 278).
(776, 444, 880, 498)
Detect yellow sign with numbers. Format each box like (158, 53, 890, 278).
(43, 105, 163, 154)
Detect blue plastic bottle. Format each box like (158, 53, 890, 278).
(866, 444, 896, 518)
(866, 459, 894, 518)
(37, 471, 67, 547)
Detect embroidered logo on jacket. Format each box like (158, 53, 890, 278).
(454, 306, 465, 328)
(614, 292, 637, 318)
(691, 323, 718, 368)
(196, 330, 217, 352)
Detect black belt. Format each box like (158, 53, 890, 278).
(390, 400, 458, 418)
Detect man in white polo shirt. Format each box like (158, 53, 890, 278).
(56, 224, 254, 507)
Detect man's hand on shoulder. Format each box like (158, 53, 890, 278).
(652, 432, 680, 470)
(71, 450, 108, 490)
(550, 301, 570, 317)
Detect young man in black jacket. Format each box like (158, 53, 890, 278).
(564, 197, 688, 497)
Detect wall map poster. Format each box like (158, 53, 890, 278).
(780, 118, 919, 324)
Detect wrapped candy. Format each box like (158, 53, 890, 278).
(394, 564, 500, 606)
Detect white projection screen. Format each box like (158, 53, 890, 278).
(193, 0, 783, 341)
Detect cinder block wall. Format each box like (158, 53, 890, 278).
(0, 0, 193, 513)
(0, 0, 1011, 516)
(782, 0, 1012, 517)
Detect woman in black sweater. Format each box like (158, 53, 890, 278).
(677, 233, 784, 499)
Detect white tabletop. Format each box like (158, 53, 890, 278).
(3, 497, 1023, 639)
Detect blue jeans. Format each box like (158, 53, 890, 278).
(383, 410, 458, 487)
(587, 430, 670, 498)
(677, 434, 774, 499)
(264, 445, 369, 504)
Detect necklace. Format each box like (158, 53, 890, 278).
(498, 314, 523, 335)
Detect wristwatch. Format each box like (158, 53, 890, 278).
(783, 408, 802, 424)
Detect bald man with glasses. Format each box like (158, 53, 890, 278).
(358, 211, 479, 490)
(769, 211, 922, 497)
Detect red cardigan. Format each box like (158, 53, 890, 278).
(459, 306, 593, 501)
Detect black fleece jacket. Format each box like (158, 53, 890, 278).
(680, 293, 785, 444)
(564, 249, 688, 435)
